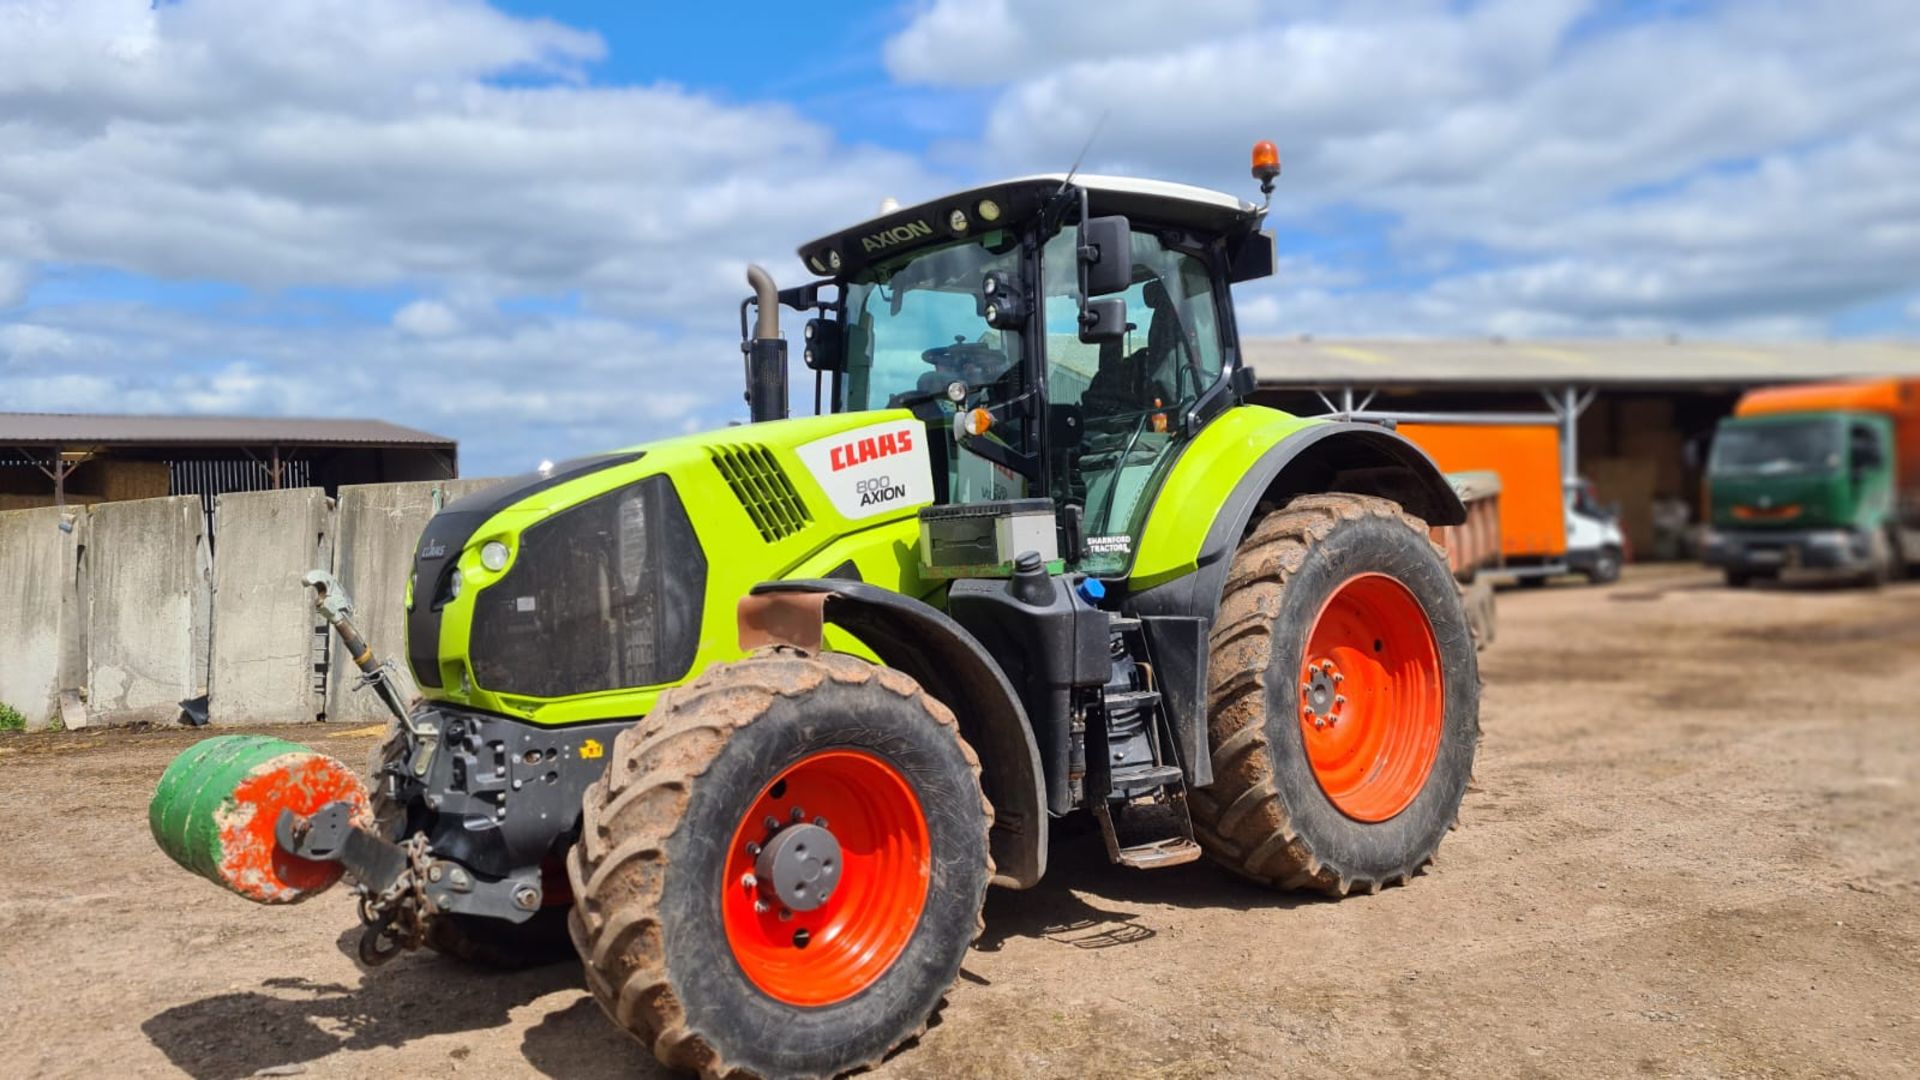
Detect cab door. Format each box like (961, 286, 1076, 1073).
(1039, 225, 1228, 574)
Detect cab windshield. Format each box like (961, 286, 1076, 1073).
(1710, 420, 1842, 475)
(840, 233, 1022, 414)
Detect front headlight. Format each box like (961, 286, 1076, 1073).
(447, 568, 462, 600)
(480, 540, 510, 572)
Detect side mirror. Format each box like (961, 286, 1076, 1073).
(1080, 215, 1132, 297)
(1227, 229, 1276, 283)
(1079, 297, 1127, 344)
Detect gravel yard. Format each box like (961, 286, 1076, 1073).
(2, 565, 1916, 1079)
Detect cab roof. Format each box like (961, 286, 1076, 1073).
(796, 174, 1262, 280)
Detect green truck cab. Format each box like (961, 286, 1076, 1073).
(1704, 379, 1919, 586)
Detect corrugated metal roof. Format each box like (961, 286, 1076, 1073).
(0, 412, 455, 448)
(1244, 338, 1920, 387)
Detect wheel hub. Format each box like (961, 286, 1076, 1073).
(754, 821, 842, 913)
(1299, 660, 1346, 729)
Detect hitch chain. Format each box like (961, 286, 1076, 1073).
(355, 832, 435, 966)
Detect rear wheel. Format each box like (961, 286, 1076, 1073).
(568, 649, 991, 1080)
(1191, 494, 1479, 895)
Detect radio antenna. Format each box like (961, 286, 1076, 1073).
(1057, 109, 1110, 194)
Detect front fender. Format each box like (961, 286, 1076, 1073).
(744, 579, 1048, 889)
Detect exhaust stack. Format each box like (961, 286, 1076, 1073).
(743, 264, 789, 424)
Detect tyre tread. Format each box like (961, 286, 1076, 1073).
(566, 647, 992, 1080)
(1190, 492, 1475, 897)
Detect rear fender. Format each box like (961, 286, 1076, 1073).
(739, 580, 1047, 889)
(1132, 419, 1465, 622)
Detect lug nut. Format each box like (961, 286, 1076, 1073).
(741, 873, 757, 889)
(764, 816, 780, 831)
(790, 806, 806, 822)
(1334, 695, 1346, 707)
(745, 841, 762, 857)
(754, 899, 769, 914)
(779, 908, 793, 922)
(814, 816, 828, 828)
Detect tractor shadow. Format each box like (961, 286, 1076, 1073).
(141, 930, 656, 1080)
(975, 817, 1327, 954)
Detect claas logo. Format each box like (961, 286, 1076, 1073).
(829, 428, 914, 472)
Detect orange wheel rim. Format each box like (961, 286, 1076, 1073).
(721, 750, 930, 1007)
(1298, 573, 1444, 823)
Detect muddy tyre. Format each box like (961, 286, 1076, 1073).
(1190, 493, 1479, 895)
(365, 722, 574, 968)
(567, 649, 992, 1080)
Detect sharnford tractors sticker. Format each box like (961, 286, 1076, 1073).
(795, 420, 935, 521)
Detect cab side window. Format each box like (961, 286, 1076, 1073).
(1042, 228, 1225, 426)
(1848, 422, 1883, 473)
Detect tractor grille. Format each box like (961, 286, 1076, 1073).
(711, 444, 811, 542)
(468, 474, 705, 698)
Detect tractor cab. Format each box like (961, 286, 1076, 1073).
(768, 173, 1277, 575)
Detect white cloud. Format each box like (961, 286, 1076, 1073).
(0, 258, 29, 308)
(891, 0, 1920, 336)
(0, 0, 939, 321)
(0, 0, 954, 469)
(0, 298, 748, 473)
(393, 299, 464, 337)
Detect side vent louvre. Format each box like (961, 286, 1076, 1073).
(711, 444, 812, 542)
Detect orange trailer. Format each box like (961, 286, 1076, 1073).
(1400, 423, 1567, 561)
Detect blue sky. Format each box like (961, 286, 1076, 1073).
(1, 0, 1916, 475)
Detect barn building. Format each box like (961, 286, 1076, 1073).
(1242, 339, 1920, 559)
(0, 413, 457, 520)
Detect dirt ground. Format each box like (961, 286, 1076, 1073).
(2, 565, 1917, 1079)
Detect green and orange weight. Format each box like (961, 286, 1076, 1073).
(149, 735, 371, 904)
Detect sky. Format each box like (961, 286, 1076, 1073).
(1, 0, 1917, 475)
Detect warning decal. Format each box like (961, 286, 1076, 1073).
(795, 419, 935, 521)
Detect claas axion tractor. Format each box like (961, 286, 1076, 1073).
(151, 143, 1480, 1078)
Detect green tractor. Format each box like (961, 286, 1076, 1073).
(151, 147, 1479, 1078)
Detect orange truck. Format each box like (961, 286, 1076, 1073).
(1703, 378, 1920, 586)
(1399, 422, 1625, 585)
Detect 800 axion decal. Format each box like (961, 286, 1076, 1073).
(794, 419, 935, 521)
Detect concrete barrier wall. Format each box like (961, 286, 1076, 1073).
(327, 478, 497, 725)
(1, 477, 501, 731)
(0, 506, 84, 729)
(86, 496, 211, 726)
(209, 488, 332, 726)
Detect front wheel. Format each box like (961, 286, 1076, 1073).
(1192, 494, 1479, 895)
(1585, 544, 1623, 585)
(567, 650, 992, 1080)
